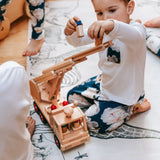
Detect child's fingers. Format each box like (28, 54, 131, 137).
(69, 17, 80, 27)
(88, 22, 102, 39)
(99, 27, 105, 38)
(88, 23, 96, 39)
(73, 16, 81, 23)
(93, 25, 101, 39)
(67, 20, 76, 30)
(93, 23, 105, 39)
(64, 26, 76, 36)
(88, 27, 93, 39)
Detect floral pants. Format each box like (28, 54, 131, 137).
(67, 75, 144, 133)
(0, 0, 45, 40)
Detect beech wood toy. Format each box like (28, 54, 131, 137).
(75, 20, 84, 38)
(0, 0, 30, 40)
(29, 41, 112, 151)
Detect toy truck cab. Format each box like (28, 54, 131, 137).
(45, 103, 89, 151)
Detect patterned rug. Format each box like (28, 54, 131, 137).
(27, 0, 160, 159)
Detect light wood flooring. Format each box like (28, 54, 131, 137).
(0, 16, 28, 68)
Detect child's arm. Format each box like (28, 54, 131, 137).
(108, 20, 146, 45)
(88, 20, 114, 40)
(87, 20, 146, 46)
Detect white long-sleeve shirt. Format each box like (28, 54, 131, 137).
(66, 20, 146, 105)
(0, 61, 33, 160)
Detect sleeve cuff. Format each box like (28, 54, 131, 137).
(102, 19, 119, 43)
(107, 19, 119, 39)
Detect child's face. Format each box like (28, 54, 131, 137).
(92, 0, 134, 23)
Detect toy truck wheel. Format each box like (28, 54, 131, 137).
(33, 102, 39, 113)
(39, 112, 47, 124)
(0, 17, 10, 40)
(54, 135, 61, 149)
(33, 102, 47, 124)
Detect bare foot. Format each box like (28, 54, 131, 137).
(27, 116, 36, 139)
(144, 17, 160, 28)
(132, 98, 151, 116)
(22, 37, 44, 56)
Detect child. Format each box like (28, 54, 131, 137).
(0, 0, 45, 56)
(0, 61, 35, 159)
(64, 0, 151, 133)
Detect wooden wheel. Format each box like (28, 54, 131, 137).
(33, 101, 47, 124)
(0, 17, 10, 40)
(54, 135, 61, 149)
(33, 101, 39, 112)
(39, 112, 47, 124)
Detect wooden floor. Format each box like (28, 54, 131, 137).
(0, 16, 28, 68)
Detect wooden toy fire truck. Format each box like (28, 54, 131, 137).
(29, 41, 112, 151)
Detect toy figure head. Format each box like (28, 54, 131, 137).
(92, 0, 135, 23)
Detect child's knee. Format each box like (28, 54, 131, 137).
(101, 107, 128, 125)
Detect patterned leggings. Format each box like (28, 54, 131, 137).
(67, 75, 144, 133)
(0, 0, 45, 40)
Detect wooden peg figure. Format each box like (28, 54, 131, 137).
(75, 20, 84, 38)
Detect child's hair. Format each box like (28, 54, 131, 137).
(123, 0, 131, 3)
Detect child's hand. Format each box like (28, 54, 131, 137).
(64, 16, 81, 36)
(88, 20, 114, 40)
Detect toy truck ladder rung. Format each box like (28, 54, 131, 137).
(64, 41, 112, 62)
(33, 72, 57, 84)
(42, 59, 74, 74)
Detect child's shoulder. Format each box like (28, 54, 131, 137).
(130, 20, 146, 33)
(130, 20, 145, 28)
(0, 61, 23, 73)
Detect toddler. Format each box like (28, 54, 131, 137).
(64, 0, 150, 133)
